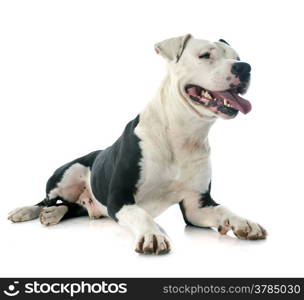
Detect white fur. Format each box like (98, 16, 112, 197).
(48, 163, 90, 201)
(77, 191, 107, 218)
(181, 202, 266, 239)
(8, 35, 266, 253)
(134, 38, 217, 218)
(39, 206, 68, 226)
(117, 35, 267, 248)
(8, 206, 42, 222)
(116, 204, 170, 254)
(179, 38, 241, 91)
(48, 163, 108, 217)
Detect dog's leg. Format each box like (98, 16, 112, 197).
(39, 205, 68, 226)
(7, 198, 57, 223)
(111, 203, 170, 254)
(179, 186, 267, 240)
(106, 143, 171, 254)
(8, 206, 43, 223)
(39, 202, 88, 226)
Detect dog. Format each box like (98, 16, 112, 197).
(8, 34, 267, 254)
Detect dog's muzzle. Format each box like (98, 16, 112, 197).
(185, 62, 252, 118)
(185, 84, 252, 117)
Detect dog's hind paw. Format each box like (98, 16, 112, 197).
(135, 233, 171, 255)
(218, 216, 267, 240)
(39, 206, 68, 226)
(8, 206, 42, 222)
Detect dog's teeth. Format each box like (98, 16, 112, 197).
(201, 90, 212, 99)
(205, 92, 212, 99)
(223, 99, 231, 107)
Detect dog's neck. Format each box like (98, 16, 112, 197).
(138, 74, 216, 144)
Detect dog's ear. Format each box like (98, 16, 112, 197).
(219, 39, 230, 46)
(155, 34, 192, 63)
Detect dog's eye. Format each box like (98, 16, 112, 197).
(199, 52, 211, 59)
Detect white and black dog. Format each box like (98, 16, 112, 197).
(8, 34, 267, 254)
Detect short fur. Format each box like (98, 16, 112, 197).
(8, 34, 267, 254)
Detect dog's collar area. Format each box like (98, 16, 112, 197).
(184, 84, 252, 117)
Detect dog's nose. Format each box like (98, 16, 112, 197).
(231, 62, 251, 81)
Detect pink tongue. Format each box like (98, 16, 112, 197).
(213, 91, 252, 114)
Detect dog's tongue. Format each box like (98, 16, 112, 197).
(213, 91, 252, 114)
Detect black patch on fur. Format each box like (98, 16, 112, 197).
(219, 39, 230, 46)
(199, 182, 219, 208)
(179, 182, 219, 226)
(60, 202, 88, 220)
(179, 201, 195, 226)
(40, 115, 141, 223)
(90, 115, 142, 221)
(36, 198, 57, 207)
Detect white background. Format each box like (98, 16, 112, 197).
(1, 0, 303, 277)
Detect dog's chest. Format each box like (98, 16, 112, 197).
(134, 132, 211, 207)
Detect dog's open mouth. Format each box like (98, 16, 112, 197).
(185, 84, 252, 117)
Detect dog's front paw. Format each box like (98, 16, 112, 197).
(39, 206, 68, 226)
(135, 233, 171, 255)
(8, 206, 42, 222)
(218, 216, 267, 240)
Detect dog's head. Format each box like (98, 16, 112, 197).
(155, 34, 251, 119)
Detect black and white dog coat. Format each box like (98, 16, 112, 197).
(8, 34, 267, 254)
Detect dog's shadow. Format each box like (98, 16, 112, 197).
(183, 225, 264, 246)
